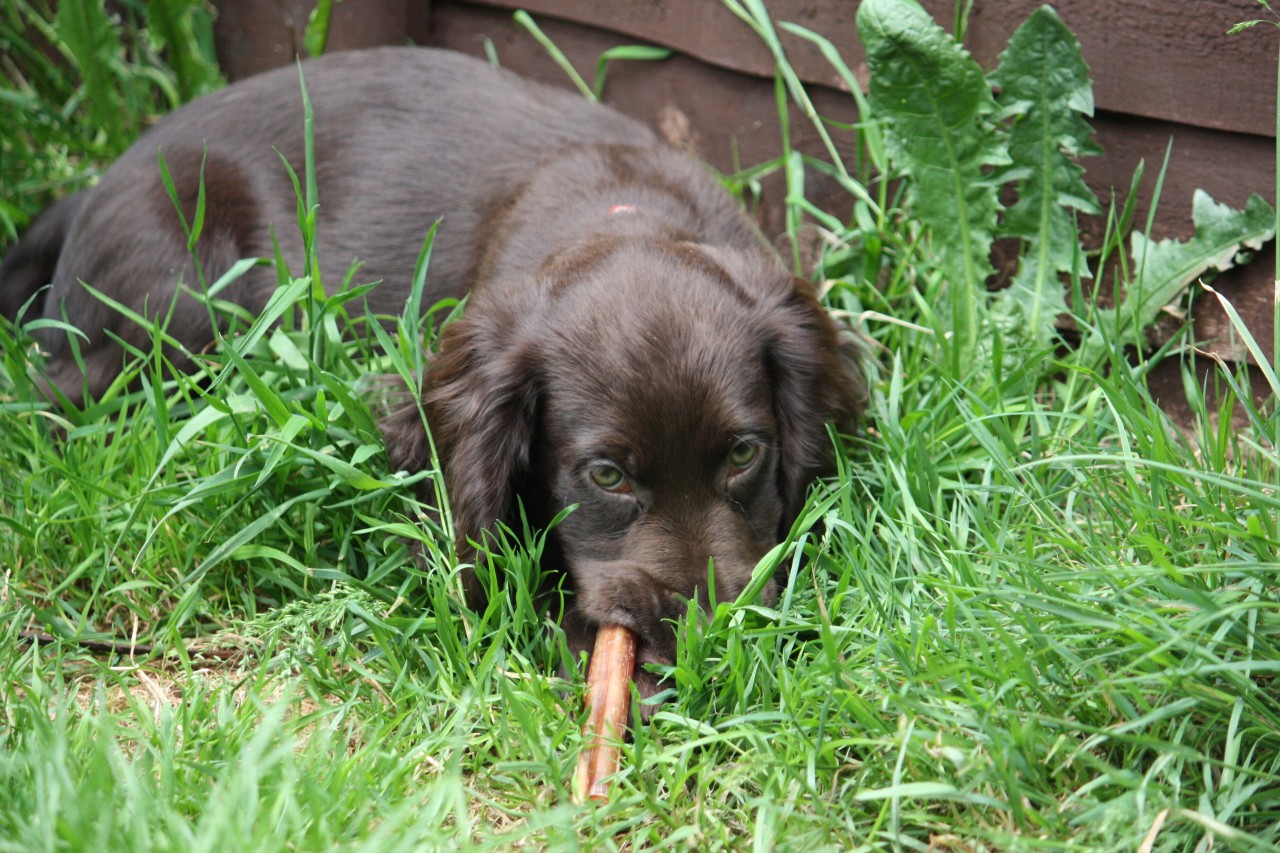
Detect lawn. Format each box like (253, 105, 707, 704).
(1, 1, 1278, 850)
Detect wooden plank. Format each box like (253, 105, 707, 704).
(465, 0, 1277, 138)
(430, 5, 1275, 231)
(1146, 357, 1274, 432)
(959, 0, 1276, 139)
(1193, 255, 1275, 367)
(214, 0, 414, 80)
(428, 3, 860, 240)
(1086, 111, 1274, 242)
(438, 0, 855, 91)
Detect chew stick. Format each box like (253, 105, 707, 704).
(574, 624, 637, 802)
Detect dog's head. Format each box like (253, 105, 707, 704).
(383, 237, 862, 699)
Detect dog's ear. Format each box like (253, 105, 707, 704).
(380, 394, 435, 480)
(382, 307, 540, 547)
(766, 278, 865, 528)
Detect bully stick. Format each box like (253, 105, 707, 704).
(574, 623, 637, 802)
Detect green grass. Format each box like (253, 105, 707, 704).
(2, 2, 1279, 851)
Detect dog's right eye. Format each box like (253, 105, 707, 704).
(589, 464, 631, 494)
(727, 440, 760, 472)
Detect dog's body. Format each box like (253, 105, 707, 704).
(3, 48, 663, 399)
(1, 48, 862, 696)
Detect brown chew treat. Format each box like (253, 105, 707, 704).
(574, 624, 638, 802)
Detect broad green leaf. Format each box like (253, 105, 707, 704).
(857, 0, 1005, 365)
(56, 0, 125, 147)
(991, 5, 1102, 345)
(1082, 191, 1275, 365)
(144, 0, 223, 102)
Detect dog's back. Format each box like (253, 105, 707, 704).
(0, 48, 660, 403)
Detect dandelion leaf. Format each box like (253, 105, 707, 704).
(991, 5, 1102, 345)
(1083, 191, 1275, 363)
(857, 0, 1005, 359)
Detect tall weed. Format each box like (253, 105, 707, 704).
(847, 0, 1274, 378)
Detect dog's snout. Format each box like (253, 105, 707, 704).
(570, 548, 768, 658)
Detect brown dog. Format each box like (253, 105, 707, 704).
(1, 47, 862, 701)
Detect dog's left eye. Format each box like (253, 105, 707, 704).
(727, 440, 760, 474)
(589, 464, 631, 493)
